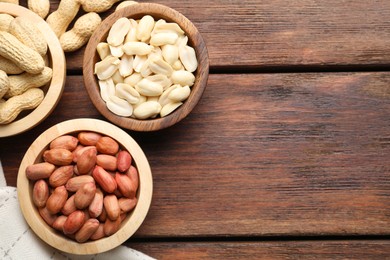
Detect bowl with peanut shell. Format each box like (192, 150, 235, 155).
(83, 3, 209, 131)
(17, 118, 153, 254)
(0, 3, 66, 137)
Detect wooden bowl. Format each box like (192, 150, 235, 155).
(83, 3, 209, 131)
(17, 118, 153, 255)
(0, 3, 66, 138)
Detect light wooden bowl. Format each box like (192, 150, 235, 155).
(0, 3, 66, 138)
(83, 3, 209, 131)
(17, 118, 153, 255)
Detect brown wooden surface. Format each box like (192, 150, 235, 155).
(45, 0, 390, 70)
(129, 240, 390, 259)
(1, 0, 390, 258)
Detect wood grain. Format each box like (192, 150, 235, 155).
(17, 0, 390, 70)
(128, 240, 390, 259)
(1, 73, 389, 237)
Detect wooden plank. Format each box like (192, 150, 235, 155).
(1, 72, 389, 236)
(17, 0, 390, 70)
(128, 240, 390, 259)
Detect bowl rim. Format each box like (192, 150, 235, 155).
(0, 3, 66, 138)
(17, 118, 153, 255)
(83, 3, 209, 131)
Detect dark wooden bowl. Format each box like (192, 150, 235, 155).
(83, 3, 209, 131)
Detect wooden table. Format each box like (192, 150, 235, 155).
(1, 1, 390, 258)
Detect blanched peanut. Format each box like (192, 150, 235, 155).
(136, 15, 154, 42)
(133, 101, 161, 119)
(107, 17, 131, 47)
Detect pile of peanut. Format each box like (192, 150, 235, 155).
(95, 15, 198, 119)
(26, 132, 139, 243)
(0, 13, 52, 124)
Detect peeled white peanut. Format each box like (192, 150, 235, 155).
(119, 54, 133, 77)
(158, 84, 180, 107)
(115, 83, 140, 104)
(124, 19, 138, 43)
(148, 56, 173, 76)
(172, 60, 184, 70)
(109, 44, 124, 57)
(106, 95, 133, 117)
(136, 15, 155, 42)
(111, 70, 124, 84)
(107, 17, 131, 46)
(179, 45, 197, 72)
(133, 101, 161, 119)
(162, 44, 179, 65)
(124, 72, 142, 86)
(145, 74, 172, 90)
(133, 94, 147, 110)
(98, 78, 115, 102)
(150, 32, 178, 46)
(176, 35, 188, 48)
(97, 42, 110, 60)
(171, 70, 195, 86)
(153, 22, 184, 36)
(95, 56, 120, 80)
(139, 59, 152, 78)
(160, 102, 183, 117)
(133, 55, 147, 73)
(168, 85, 191, 102)
(135, 78, 163, 97)
(123, 42, 153, 55)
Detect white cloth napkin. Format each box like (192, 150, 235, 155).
(0, 160, 154, 260)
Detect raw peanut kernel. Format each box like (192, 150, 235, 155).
(103, 194, 120, 221)
(77, 146, 97, 174)
(49, 165, 74, 187)
(52, 215, 67, 231)
(65, 175, 95, 192)
(73, 145, 96, 163)
(32, 179, 49, 208)
(63, 210, 86, 235)
(92, 166, 117, 193)
(118, 197, 137, 213)
(96, 136, 119, 155)
(75, 218, 100, 243)
(39, 207, 57, 226)
(117, 150, 132, 172)
(49, 135, 79, 151)
(96, 154, 117, 171)
(26, 162, 55, 180)
(78, 132, 102, 146)
(103, 215, 121, 236)
(62, 194, 77, 216)
(115, 173, 136, 198)
(46, 185, 68, 214)
(89, 188, 104, 218)
(74, 182, 97, 209)
(43, 148, 73, 166)
(126, 165, 139, 191)
(90, 223, 105, 240)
